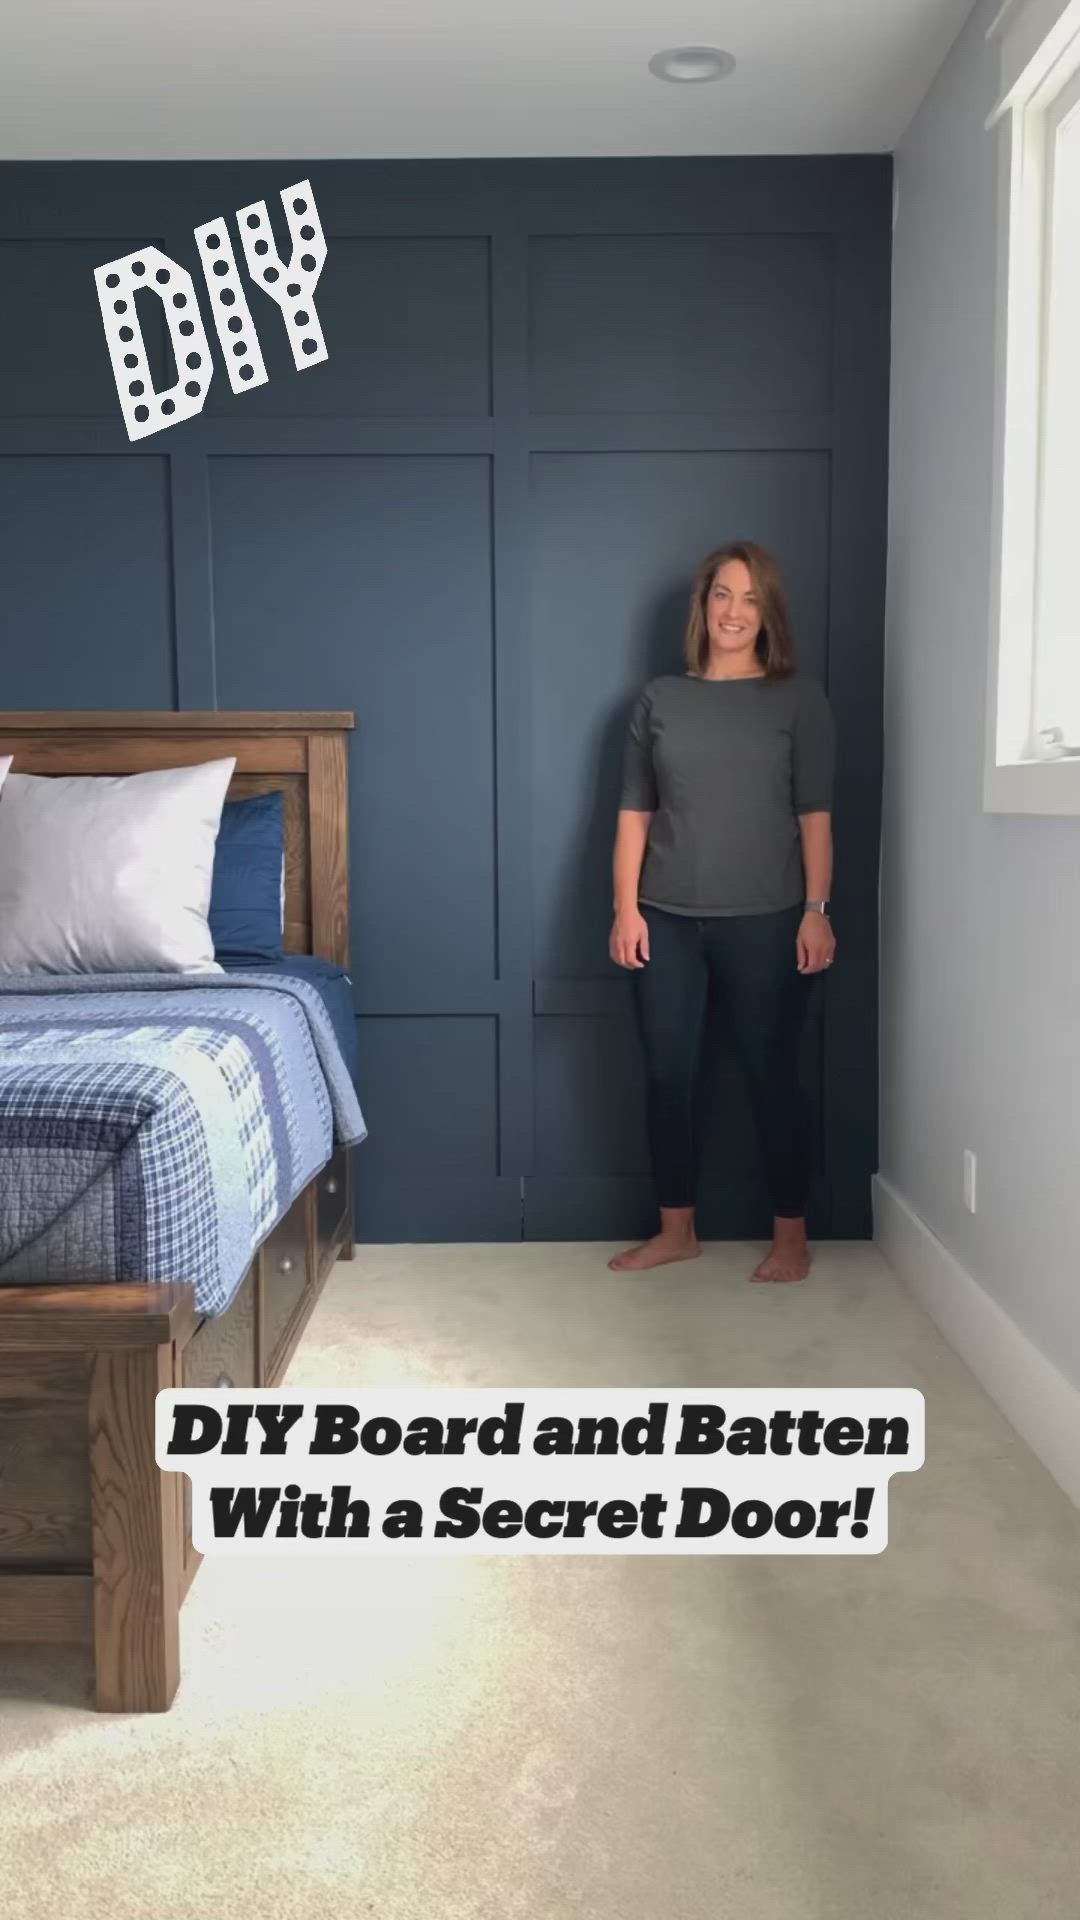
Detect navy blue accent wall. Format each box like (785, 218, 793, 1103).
(0, 159, 891, 1242)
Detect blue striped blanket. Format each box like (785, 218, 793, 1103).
(0, 972, 367, 1315)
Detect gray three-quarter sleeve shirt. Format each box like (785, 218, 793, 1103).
(619, 671, 836, 916)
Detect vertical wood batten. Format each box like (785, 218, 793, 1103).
(168, 452, 217, 710)
(490, 233, 535, 1189)
(822, 219, 891, 1236)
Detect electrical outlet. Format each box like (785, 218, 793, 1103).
(963, 1149, 977, 1214)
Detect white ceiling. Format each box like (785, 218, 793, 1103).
(2, 0, 977, 161)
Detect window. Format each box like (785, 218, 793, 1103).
(1032, 66, 1080, 745)
(985, 0, 1080, 813)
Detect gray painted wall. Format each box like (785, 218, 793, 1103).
(884, 0, 1080, 1384)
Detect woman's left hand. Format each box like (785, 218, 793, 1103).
(797, 912, 836, 975)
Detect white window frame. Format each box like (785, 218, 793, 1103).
(984, 0, 1080, 813)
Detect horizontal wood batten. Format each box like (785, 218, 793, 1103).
(527, 411, 836, 452)
(0, 421, 495, 457)
(533, 976, 633, 1018)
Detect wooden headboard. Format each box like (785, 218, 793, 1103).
(0, 712, 355, 967)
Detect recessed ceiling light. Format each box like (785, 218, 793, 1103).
(648, 45, 736, 84)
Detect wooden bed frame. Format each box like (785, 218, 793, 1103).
(0, 712, 356, 1712)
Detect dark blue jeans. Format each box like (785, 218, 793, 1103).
(631, 902, 814, 1217)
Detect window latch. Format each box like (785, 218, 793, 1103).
(1034, 728, 1080, 760)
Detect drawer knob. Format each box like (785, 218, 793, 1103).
(279, 1256, 295, 1275)
(325, 1177, 339, 1196)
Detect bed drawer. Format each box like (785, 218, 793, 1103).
(180, 1265, 258, 1593)
(184, 1265, 257, 1392)
(260, 1191, 310, 1372)
(315, 1147, 349, 1276)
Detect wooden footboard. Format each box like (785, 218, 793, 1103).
(0, 1156, 353, 1711)
(0, 1282, 195, 1709)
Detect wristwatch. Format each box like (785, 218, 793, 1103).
(804, 900, 830, 915)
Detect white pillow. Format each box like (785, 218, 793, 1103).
(0, 756, 236, 975)
(0, 757, 11, 795)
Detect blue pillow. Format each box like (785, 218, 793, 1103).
(208, 791, 285, 965)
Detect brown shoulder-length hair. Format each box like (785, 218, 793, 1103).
(684, 541, 797, 680)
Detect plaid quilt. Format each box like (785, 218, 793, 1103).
(0, 971, 367, 1315)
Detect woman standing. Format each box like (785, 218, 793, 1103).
(608, 541, 836, 1282)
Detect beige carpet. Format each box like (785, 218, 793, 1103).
(3, 1240, 1080, 1919)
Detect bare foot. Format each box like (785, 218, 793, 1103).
(751, 1220, 811, 1283)
(609, 1233, 702, 1272)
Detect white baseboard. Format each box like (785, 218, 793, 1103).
(872, 1174, 1080, 1510)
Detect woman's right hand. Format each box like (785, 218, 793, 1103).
(610, 909, 650, 970)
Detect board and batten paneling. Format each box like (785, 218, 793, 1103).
(0, 159, 890, 1240)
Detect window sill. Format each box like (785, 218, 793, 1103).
(983, 754, 1080, 814)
